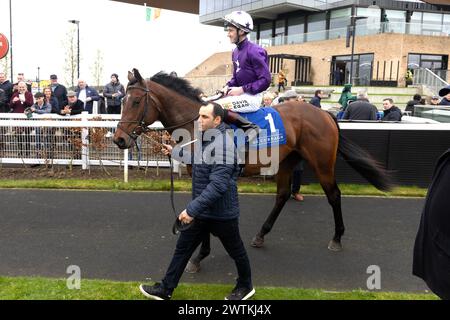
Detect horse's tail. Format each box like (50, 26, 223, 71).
(327, 112, 394, 192)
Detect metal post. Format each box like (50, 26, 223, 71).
(349, 24, 356, 85)
(9, 0, 13, 79)
(81, 112, 89, 170)
(77, 23, 80, 80)
(124, 149, 129, 183)
(348, 15, 369, 85)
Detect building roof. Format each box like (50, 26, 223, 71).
(422, 0, 450, 4)
(110, 0, 198, 14)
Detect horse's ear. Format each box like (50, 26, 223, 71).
(133, 68, 144, 84)
(128, 71, 134, 82)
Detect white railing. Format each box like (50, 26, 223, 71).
(413, 68, 449, 96)
(0, 113, 171, 182)
(2, 113, 450, 182)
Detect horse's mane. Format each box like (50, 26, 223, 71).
(150, 72, 206, 105)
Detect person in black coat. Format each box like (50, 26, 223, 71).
(405, 94, 423, 116)
(413, 148, 450, 300)
(50, 74, 68, 109)
(139, 103, 254, 301)
(60, 91, 84, 115)
(309, 89, 323, 108)
(0, 89, 6, 112)
(103, 74, 125, 114)
(342, 90, 378, 120)
(438, 85, 450, 106)
(0, 73, 13, 112)
(381, 98, 402, 121)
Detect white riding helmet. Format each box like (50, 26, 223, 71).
(223, 11, 254, 33)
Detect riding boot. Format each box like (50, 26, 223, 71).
(224, 110, 260, 133)
(224, 110, 260, 154)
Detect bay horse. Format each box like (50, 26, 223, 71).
(114, 69, 392, 270)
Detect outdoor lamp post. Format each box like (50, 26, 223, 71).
(68, 20, 80, 80)
(9, 0, 13, 80)
(348, 15, 368, 85)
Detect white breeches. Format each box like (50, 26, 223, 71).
(215, 93, 263, 113)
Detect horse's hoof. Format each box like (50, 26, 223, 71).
(328, 240, 343, 252)
(251, 236, 264, 248)
(185, 261, 201, 273)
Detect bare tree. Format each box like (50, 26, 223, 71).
(0, 53, 11, 78)
(91, 49, 104, 87)
(62, 25, 78, 88)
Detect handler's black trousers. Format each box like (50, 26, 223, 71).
(292, 159, 305, 194)
(162, 218, 252, 291)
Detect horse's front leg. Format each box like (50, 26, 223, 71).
(185, 232, 211, 273)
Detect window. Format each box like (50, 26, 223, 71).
(232, 0, 242, 7)
(223, 0, 232, 9)
(287, 16, 305, 44)
(410, 12, 422, 35)
(329, 8, 350, 39)
(274, 20, 285, 46)
(408, 54, 448, 72)
(356, 7, 381, 36)
(359, 54, 374, 86)
(422, 13, 443, 35)
(259, 22, 273, 46)
(214, 0, 222, 11)
(205, 0, 215, 14)
(306, 13, 326, 42)
(331, 54, 374, 86)
(200, 0, 207, 15)
(384, 10, 406, 33)
(444, 15, 450, 36)
(407, 54, 420, 70)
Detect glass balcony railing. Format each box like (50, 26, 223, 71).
(414, 105, 450, 123)
(257, 22, 450, 48)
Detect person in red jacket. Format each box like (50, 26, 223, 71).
(10, 81, 33, 113)
(10, 81, 34, 157)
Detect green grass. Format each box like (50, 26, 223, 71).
(0, 277, 437, 300)
(0, 178, 427, 197)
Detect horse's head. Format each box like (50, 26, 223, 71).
(113, 68, 160, 149)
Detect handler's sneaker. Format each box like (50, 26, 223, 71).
(139, 283, 172, 300)
(225, 286, 256, 300)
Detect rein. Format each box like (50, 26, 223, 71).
(143, 132, 194, 235)
(121, 83, 197, 234)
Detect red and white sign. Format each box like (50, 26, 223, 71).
(0, 33, 10, 59)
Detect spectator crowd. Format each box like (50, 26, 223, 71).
(0, 72, 126, 116)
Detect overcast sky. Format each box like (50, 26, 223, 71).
(0, 0, 233, 86)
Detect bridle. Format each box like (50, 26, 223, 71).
(117, 82, 199, 142)
(117, 83, 155, 141)
(117, 80, 200, 235)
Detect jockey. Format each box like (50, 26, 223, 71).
(218, 11, 272, 132)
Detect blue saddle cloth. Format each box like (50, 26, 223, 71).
(230, 108, 287, 149)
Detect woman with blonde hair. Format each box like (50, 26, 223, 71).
(261, 92, 275, 107)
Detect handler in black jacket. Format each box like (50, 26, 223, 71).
(413, 148, 450, 300)
(139, 102, 254, 301)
